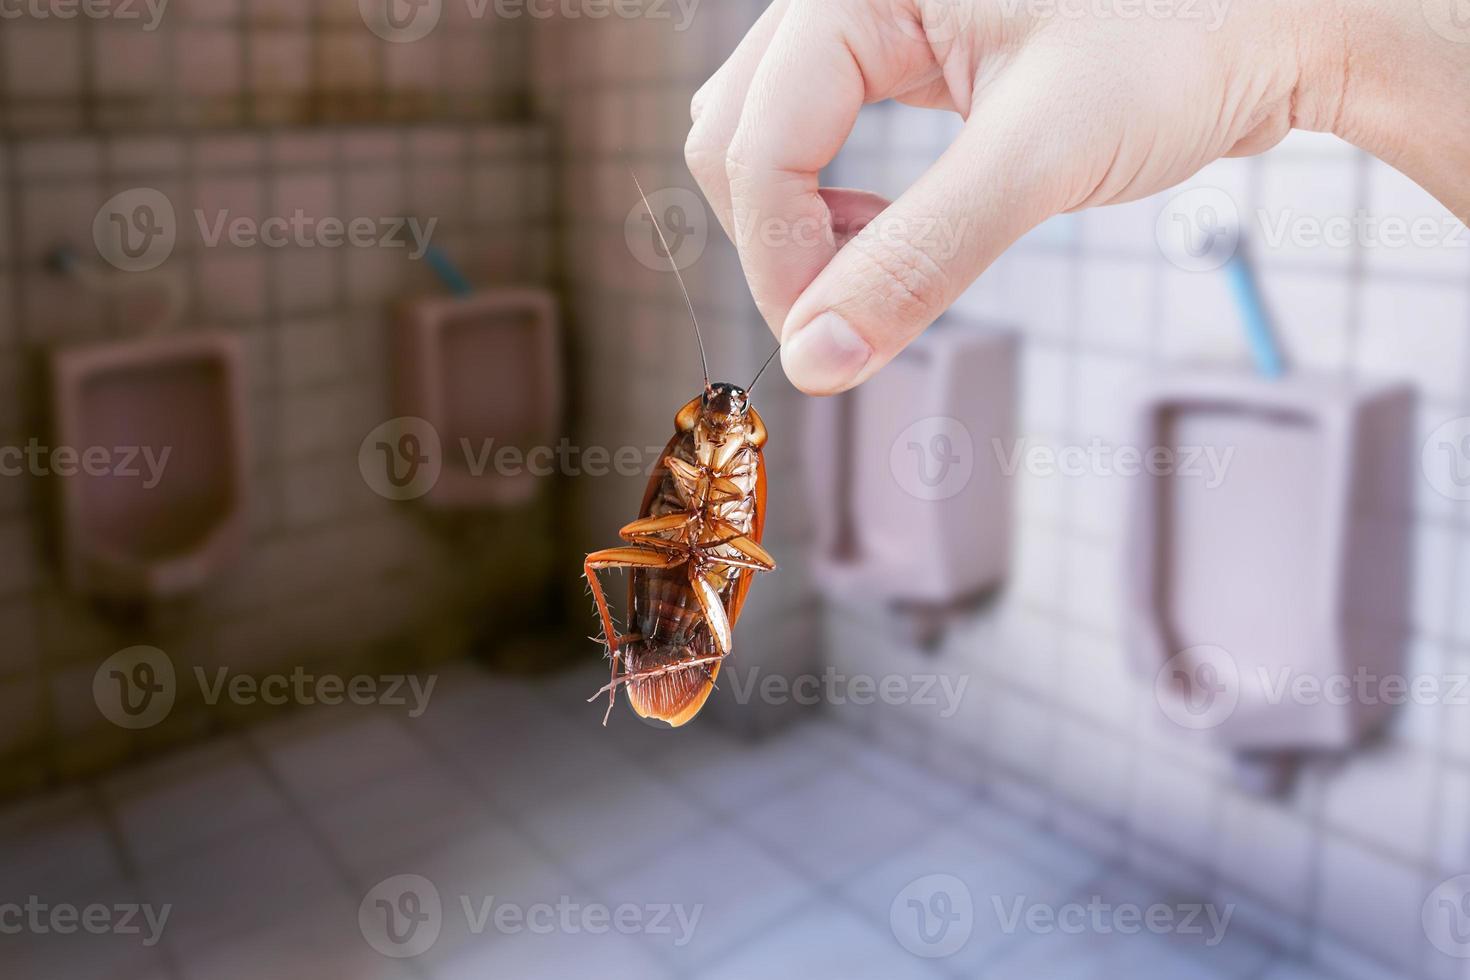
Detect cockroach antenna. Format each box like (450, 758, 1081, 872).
(632, 172, 710, 390)
(746, 345, 781, 393)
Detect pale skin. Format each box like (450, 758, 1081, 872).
(685, 0, 1470, 394)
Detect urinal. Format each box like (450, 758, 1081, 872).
(805, 322, 1017, 624)
(395, 289, 561, 509)
(50, 332, 249, 601)
(1123, 371, 1414, 784)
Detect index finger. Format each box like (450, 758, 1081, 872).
(725, 4, 870, 338)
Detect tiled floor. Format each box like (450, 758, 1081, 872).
(1, 660, 1344, 979)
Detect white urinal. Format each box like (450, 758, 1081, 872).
(1123, 371, 1414, 787)
(51, 332, 249, 601)
(805, 322, 1017, 616)
(395, 289, 561, 509)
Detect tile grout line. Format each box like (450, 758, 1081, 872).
(83, 780, 188, 980)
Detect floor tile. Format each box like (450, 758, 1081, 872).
(410, 661, 549, 746)
(960, 798, 1108, 886)
(0, 660, 1373, 980)
(1058, 871, 1274, 978)
(596, 701, 737, 764)
(842, 825, 1070, 973)
(1310, 927, 1425, 980)
(371, 818, 577, 971)
(1316, 832, 1428, 972)
(102, 736, 286, 866)
(0, 876, 167, 980)
(306, 760, 489, 883)
(1261, 962, 1353, 980)
(396, 820, 554, 907)
(176, 892, 414, 980)
(599, 826, 817, 970)
(849, 742, 979, 816)
(693, 902, 944, 980)
(415, 857, 587, 974)
(139, 817, 346, 959)
(521, 765, 708, 885)
(737, 768, 938, 883)
(979, 923, 1240, 980)
(251, 712, 436, 807)
(655, 717, 851, 811)
(0, 788, 125, 893)
(430, 916, 675, 980)
(446, 712, 649, 813)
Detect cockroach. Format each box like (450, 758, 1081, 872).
(583, 176, 779, 728)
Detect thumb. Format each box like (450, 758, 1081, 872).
(778, 74, 1076, 395)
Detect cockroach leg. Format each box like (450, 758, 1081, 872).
(584, 546, 687, 652)
(583, 546, 688, 723)
(585, 653, 727, 702)
(619, 513, 696, 550)
(707, 475, 743, 501)
(699, 519, 776, 571)
(690, 569, 733, 655)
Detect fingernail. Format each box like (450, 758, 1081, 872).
(781, 312, 872, 393)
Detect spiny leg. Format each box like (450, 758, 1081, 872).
(583, 546, 686, 724)
(584, 546, 685, 651)
(585, 652, 726, 702)
(619, 512, 696, 551)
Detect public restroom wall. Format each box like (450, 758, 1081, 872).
(0, 8, 554, 796)
(0, 0, 530, 134)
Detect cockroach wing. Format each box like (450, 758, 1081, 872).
(629, 432, 690, 617)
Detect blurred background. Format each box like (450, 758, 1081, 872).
(1, 1, 1469, 978)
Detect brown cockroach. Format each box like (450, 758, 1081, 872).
(583, 177, 779, 728)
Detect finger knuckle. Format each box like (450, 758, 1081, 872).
(689, 85, 710, 124)
(723, 148, 750, 187)
(847, 235, 951, 322)
(723, 128, 759, 183)
(683, 125, 725, 184)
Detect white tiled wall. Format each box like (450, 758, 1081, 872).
(0, 0, 529, 133)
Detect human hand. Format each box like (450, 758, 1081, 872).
(686, 0, 1470, 394)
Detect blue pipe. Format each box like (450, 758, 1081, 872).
(421, 244, 474, 297)
(1223, 249, 1286, 379)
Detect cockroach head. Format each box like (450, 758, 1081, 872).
(702, 382, 750, 426)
